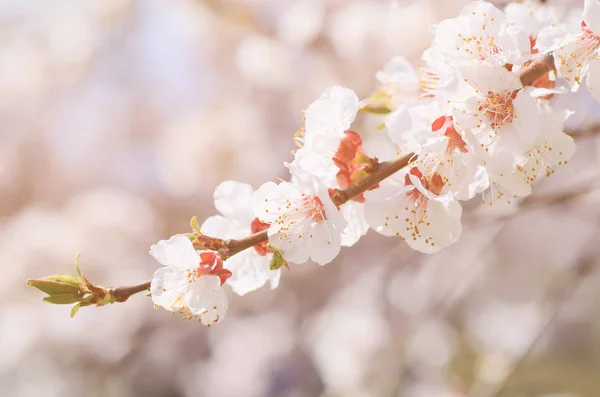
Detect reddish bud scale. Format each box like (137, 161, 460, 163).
(196, 252, 232, 285)
(333, 131, 379, 203)
(431, 115, 468, 154)
(405, 167, 444, 199)
(251, 218, 274, 256)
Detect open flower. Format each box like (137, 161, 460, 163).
(252, 168, 346, 265)
(433, 0, 530, 68)
(549, 1, 600, 99)
(201, 181, 280, 296)
(293, 86, 369, 247)
(364, 166, 462, 254)
(150, 235, 230, 326)
(439, 66, 542, 170)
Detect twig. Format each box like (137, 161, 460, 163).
(519, 53, 555, 87)
(82, 52, 559, 303)
(478, 254, 597, 397)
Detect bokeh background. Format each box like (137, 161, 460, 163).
(4, 0, 600, 396)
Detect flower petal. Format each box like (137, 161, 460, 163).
(587, 58, 600, 103)
(214, 181, 255, 223)
(309, 221, 342, 265)
(149, 235, 199, 270)
(150, 266, 190, 311)
(224, 251, 276, 296)
(187, 275, 228, 326)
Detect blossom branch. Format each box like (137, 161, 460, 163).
(28, 40, 563, 307)
(111, 282, 152, 302)
(519, 52, 555, 87)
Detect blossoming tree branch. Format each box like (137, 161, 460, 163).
(28, 0, 600, 326)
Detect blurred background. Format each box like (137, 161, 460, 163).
(3, 0, 600, 396)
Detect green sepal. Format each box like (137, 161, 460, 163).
(70, 302, 81, 318)
(43, 294, 81, 305)
(269, 250, 288, 271)
(27, 276, 81, 296)
(360, 105, 392, 115)
(190, 216, 201, 233)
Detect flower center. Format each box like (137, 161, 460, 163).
(302, 194, 327, 222)
(478, 90, 517, 129)
(404, 167, 445, 198)
(417, 69, 441, 100)
(193, 252, 231, 285)
(432, 115, 468, 154)
(457, 32, 500, 61)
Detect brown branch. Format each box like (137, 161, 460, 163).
(519, 52, 555, 86)
(111, 282, 152, 302)
(71, 52, 557, 304)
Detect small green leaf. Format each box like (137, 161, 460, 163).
(70, 302, 81, 318)
(43, 294, 81, 304)
(360, 105, 392, 115)
(74, 253, 82, 278)
(269, 251, 288, 271)
(27, 277, 81, 296)
(190, 216, 201, 233)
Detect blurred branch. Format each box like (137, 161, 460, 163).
(471, 253, 597, 397)
(567, 123, 600, 140)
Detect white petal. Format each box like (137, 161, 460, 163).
(513, 89, 542, 145)
(149, 235, 199, 270)
(340, 202, 369, 247)
(187, 275, 228, 325)
(490, 170, 532, 198)
(201, 215, 244, 240)
(410, 198, 462, 254)
(587, 58, 600, 103)
(323, 85, 360, 130)
(213, 181, 255, 223)
(150, 266, 190, 311)
(224, 251, 274, 296)
(269, 268, 281, 290)
(584, 0, 600, 36)
(268, 221, 311, 265)
(305, 86, 359, 137)
(376, 56, 418, 85)
(309, 221, 342, 265)
(252, 181, 299, 223)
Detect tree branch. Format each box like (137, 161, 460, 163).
(519, 52, 555, 87)
(111, 282, 152, 302)
(74, 52, 558, 303)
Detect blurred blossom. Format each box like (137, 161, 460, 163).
(236, 35, 296, 90)
(4, 1, 600, 396)
(307, 269, 390, 392)
(405, 319, 456, 371)
(466, 300, 546, 360)
(276, 0, 325, 48)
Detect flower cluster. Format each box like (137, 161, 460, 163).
(146, 0, 595, 326)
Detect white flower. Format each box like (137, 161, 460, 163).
(433, 0, 530, 68)
(252, 169, 346, 265)
(487, 109, 576, 201)
(386, 101, 489, 201)
(439, 66, 542, 170)
(551, 1, 600, 95)
(150, 235, 229, 326)
(504, 1, 562, 41)
(293, 86, 369, 247)
(364, 166, 462, 254)
(297, 85, 359, 156)
(201, 181, 280, 296)
(374, 49, 451, 110)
